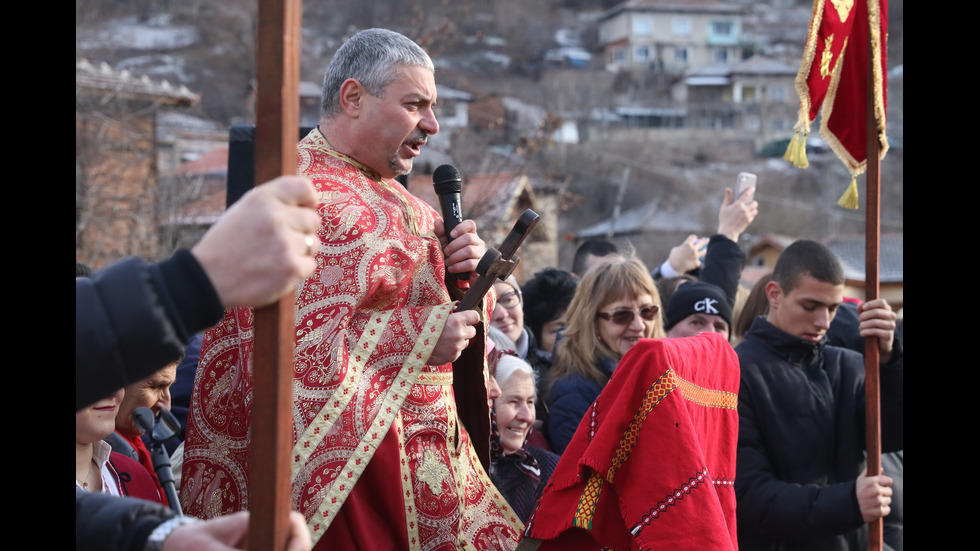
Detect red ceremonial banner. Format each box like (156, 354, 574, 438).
(787, 0, 889, 209)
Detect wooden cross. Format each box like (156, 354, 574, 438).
(455, 209, 540, 313)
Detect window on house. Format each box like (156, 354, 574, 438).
(715, 49, 729, 62)
(770, 85, 786, 102)
(742, 86, 757, 102)
(633, 17, 653, 36)
(612, 48, 627, 64)
(635, 46, 650, 62)
(674, 47, 688, 63)
(672, 18, 691, 36)
(712, 21, 733, 36)
(745, 115, 761, 132)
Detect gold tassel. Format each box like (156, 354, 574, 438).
(837, 174, 859, 209)
(783, 130, 810, 169)
(783, 132, 799, 163)
(794, 134, 809, 168)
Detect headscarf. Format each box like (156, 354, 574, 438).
(490, 407, 541, 483)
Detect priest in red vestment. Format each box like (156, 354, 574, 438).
(521, 333, 740, 550)
(180, 28, 523, 550)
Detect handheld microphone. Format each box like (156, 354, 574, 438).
(433, 164, 468, 284)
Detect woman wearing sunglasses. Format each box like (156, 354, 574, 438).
(544, 255, 663, 453)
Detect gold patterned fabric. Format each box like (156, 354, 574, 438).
(180, 128, 523, 550)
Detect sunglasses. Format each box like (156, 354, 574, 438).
(596, 306, 659, 326)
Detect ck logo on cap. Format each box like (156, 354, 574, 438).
(695, 297, 719, 315)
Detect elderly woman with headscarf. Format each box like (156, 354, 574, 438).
(488, 352, 560, 523)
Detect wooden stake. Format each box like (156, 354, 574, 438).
(863, 9, 883, 549)
(250, 1, 302, 549)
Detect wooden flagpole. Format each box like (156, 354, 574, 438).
(250, 0, 302, 549)
(863, 8, 883, 549)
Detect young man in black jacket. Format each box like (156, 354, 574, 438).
(734, 239, 902, 551)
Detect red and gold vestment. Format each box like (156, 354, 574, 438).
(180, 128, 523, 550)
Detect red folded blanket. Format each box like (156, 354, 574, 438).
(523, 333, 739, 551)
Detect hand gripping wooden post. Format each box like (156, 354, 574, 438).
(863, 31, 883, 551)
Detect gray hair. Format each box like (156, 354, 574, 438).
(495, 354, 536, 390)
(320, 28, 434, 118)
(488, 326, 517, 353)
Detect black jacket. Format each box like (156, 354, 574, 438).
(76, 250, 223, 411)
(734, 317, 903, 551)
(76, 489, 177, 551)
(700, 233, 746, 307)
(652, 233, 745, 307)
(546, 355, 617, 454)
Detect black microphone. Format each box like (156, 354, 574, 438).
(133, 406, 183, 514)
(433, 164, 467, 283)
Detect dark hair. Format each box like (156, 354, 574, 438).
(521, 268, 579, 344)
(733, 272, 772, 343)
(76, 260, 92, 278)
(572, 239, 619, 275)
(655, 274, 697, 311)
(772, 240, 844, 293)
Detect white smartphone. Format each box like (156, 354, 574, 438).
(734, 172, 757, 199)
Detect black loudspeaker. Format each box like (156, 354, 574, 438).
(226, 125, 314, 208)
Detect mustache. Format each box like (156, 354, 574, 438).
(404, 130, 428, 147)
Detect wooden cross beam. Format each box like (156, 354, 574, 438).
(455, 209, 540, 313)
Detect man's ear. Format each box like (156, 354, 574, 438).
(765, 280, 782, 311)
(338, 78, 364, 116)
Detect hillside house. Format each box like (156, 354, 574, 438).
(76, 59, 199, 268)
(678, 55, 798, 146)
(598, 0, 746, 74)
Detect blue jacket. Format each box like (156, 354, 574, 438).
(545, 355, 618, 454)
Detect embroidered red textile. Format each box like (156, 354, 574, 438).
(180, 128, 522, 550)
(796, 0, 888, 174)
(522, 333, 739, 550)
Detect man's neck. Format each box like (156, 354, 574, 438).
(317, 119, 352, 160)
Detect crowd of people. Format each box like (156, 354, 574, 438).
(76, 27, 902, 551)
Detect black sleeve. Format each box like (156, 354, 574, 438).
(76, 488, 177, 551)
(76, 250, 223, 411)
(735, 372, 865, 541)
(879, 339, 903, 453)
(699, 234, 745, 307)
